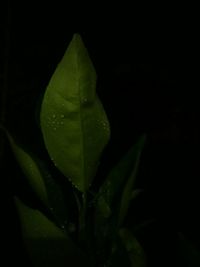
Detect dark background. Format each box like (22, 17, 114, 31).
(0, 1, 200, 266)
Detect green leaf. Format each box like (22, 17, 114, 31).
(96, 135, 146, 219)
(6, 131, 49, 207)
(4, 129, 68, 227)
(14, 197, 88, 267)
(94, 203, 117, 262)
(119, 228, 146, 267)
(34, 159, 69, 228)
(94, 136, 145, 260)
(118, 135, 146, 225)
(40, 33, 110, 192)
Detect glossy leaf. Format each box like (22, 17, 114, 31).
(40, 33, 110, 192)
(118, 135, 146, 225)
(119, 228, 146, 267)
(7, 131, 49, 207)
(14, 197, 88, 267)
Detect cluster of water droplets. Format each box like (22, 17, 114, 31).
(50, 157, 57, 167)
(46, 113, 66, 131)
(96, 117, 110, 136)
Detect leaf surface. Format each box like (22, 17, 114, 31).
(40, 34, 110, 192)
(15, 197, 88, 267)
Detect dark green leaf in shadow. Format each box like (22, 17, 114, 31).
(94, 209, 118, 264)
(34, 159, 70, 229)
(118, 135, 146, 225)
(6, 131, 48, 207)
(14, 197, 89, 267)
(94, 135, 146, 258)
(96, 134, 146, 220)
(40, 33, 110, 193)
(5, 129, 68, 228)
(119, 228, 146, 267)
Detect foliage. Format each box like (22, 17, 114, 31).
(1, 34, 147, 267)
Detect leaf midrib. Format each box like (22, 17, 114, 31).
(76, 43, 86, 192)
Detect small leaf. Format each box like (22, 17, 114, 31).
(118, 135, 146, 225)
(119, 228, 146, 267)
(14, 197, 88, 267)
(40, 33, 110, 192)
(6, 131, 48, 207)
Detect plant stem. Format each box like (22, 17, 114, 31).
(79, 192, 87, 232)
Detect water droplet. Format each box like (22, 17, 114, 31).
(61, 225, 65, 229)
(60, 122, 64, 125)
(53, 127, 57, 130)
(72, 182, 80, 190)
(81, 98, 88, 104)
(60, 114, 65, 118)
(52, 114, 56, 118)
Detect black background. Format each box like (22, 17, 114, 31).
(1, 1, 200, 266)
